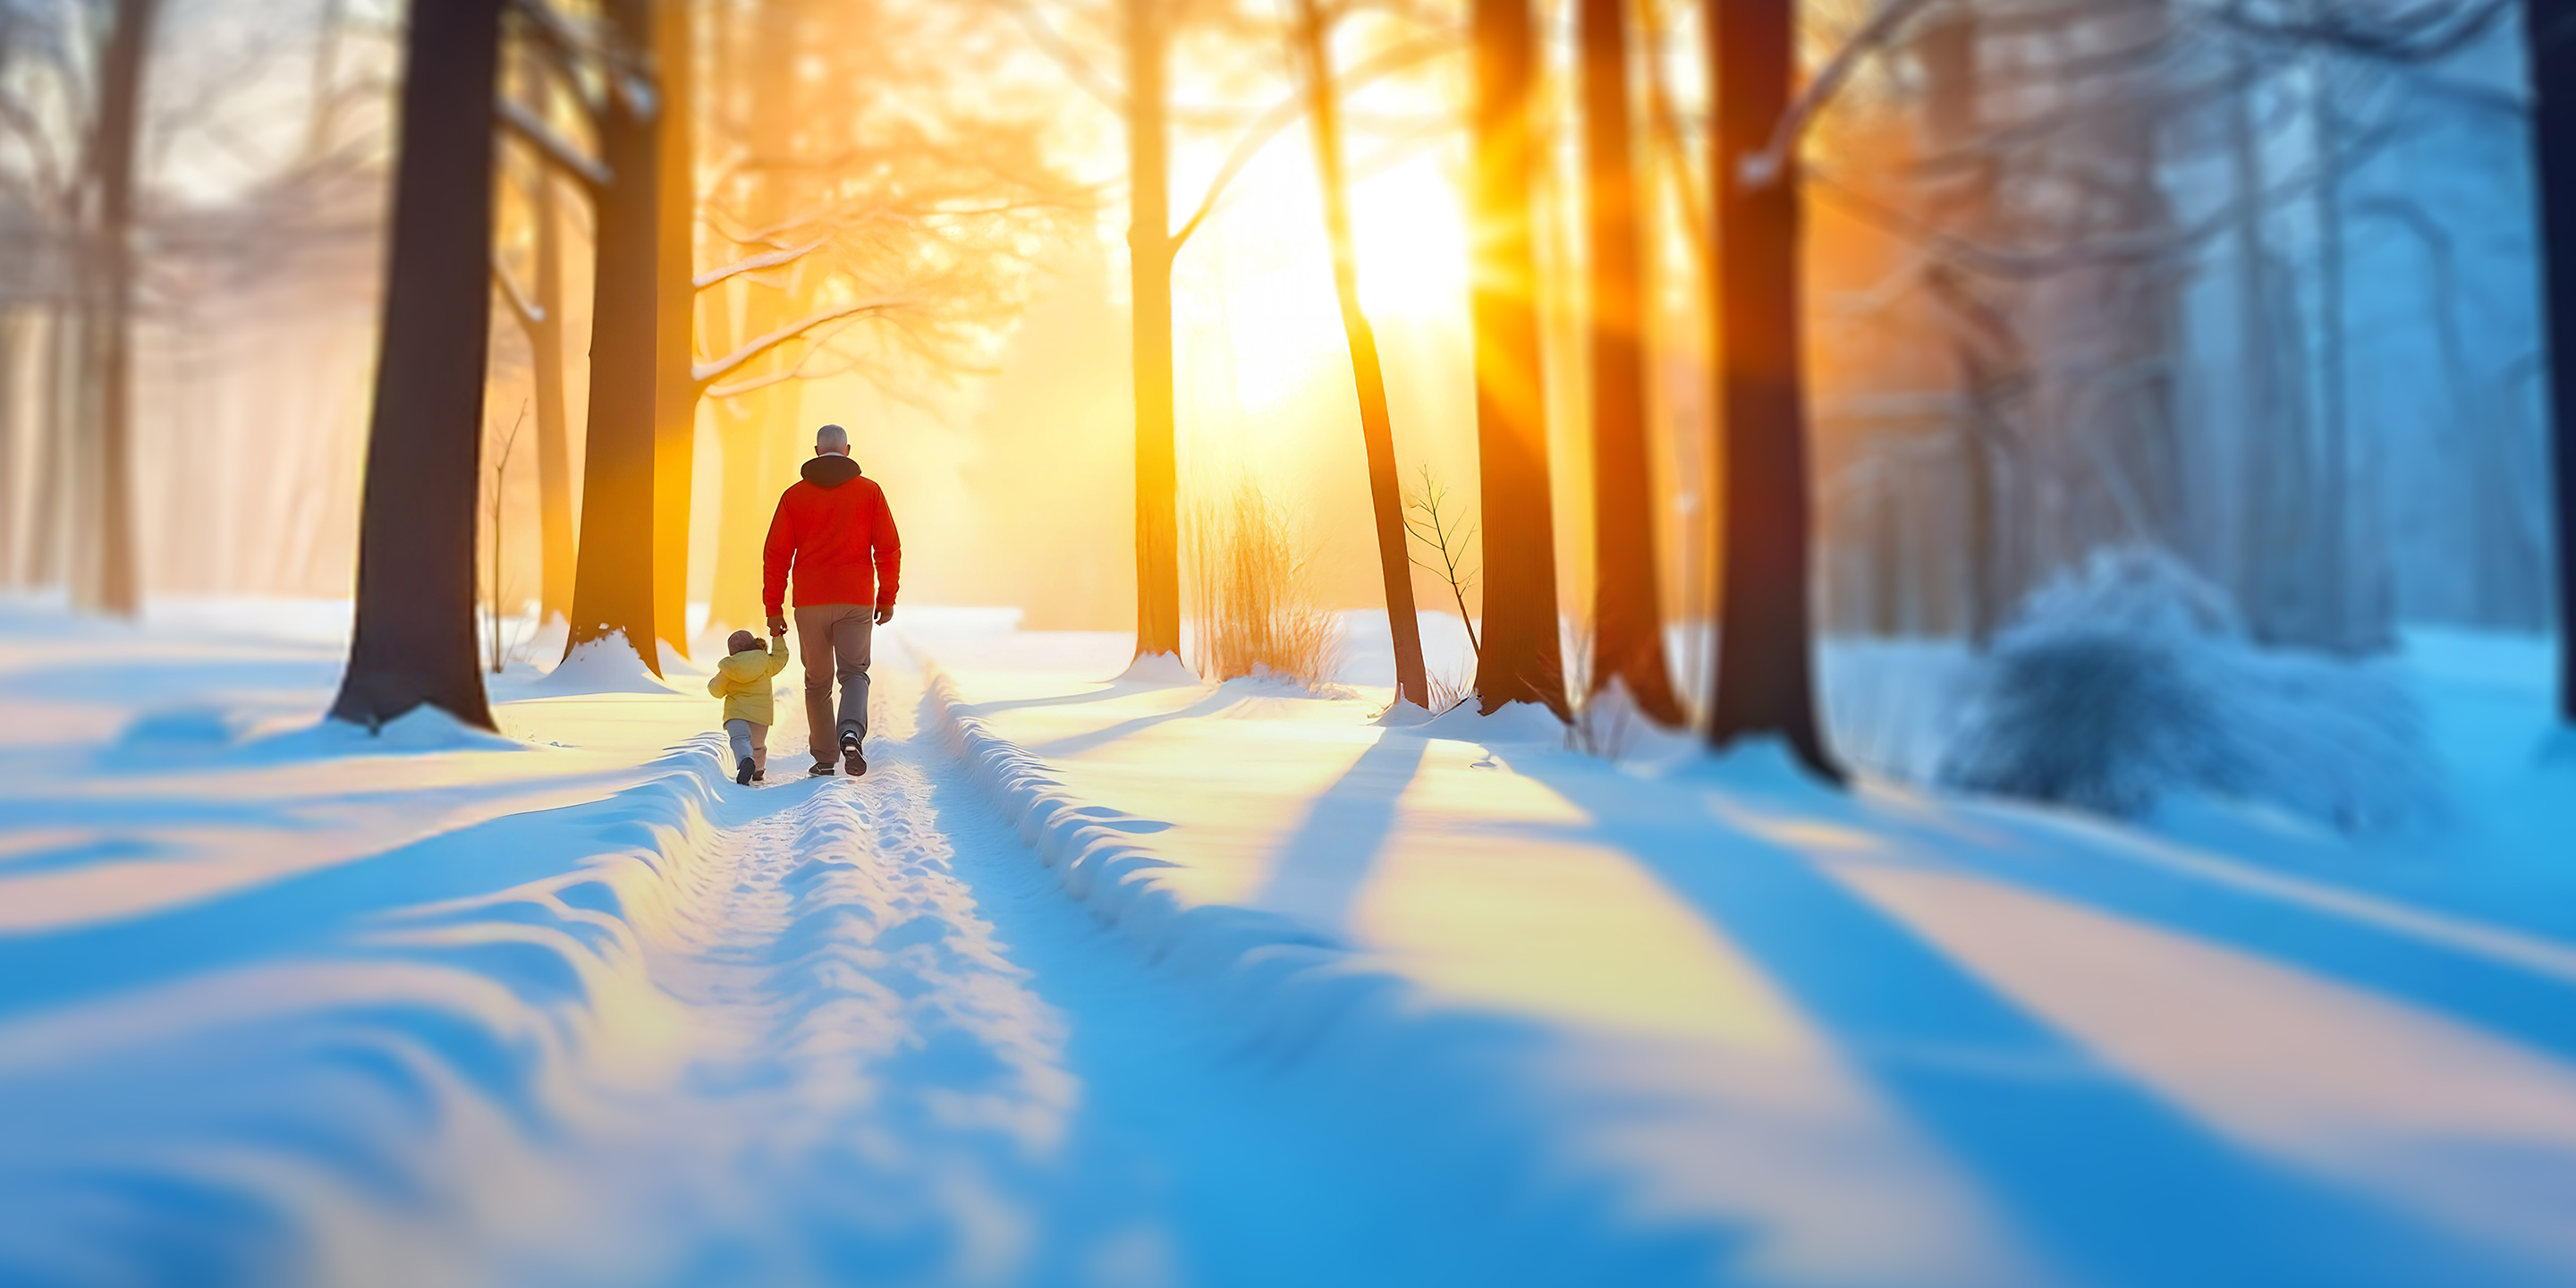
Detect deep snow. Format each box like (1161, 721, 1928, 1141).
(2, 597, 2573, 1287)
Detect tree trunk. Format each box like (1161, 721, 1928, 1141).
(651, 0, 697, 658)
(530, 167, 577, 623)
(1292, 0, 1429, 708)
(1578, 0, 1682, 723)
(0, 311, 20, 583)
(2529, 0, 2576, 722)
(704, 0, 795, 637)
(78, 0, 156, 616)
(330, 0, 504, 730)
(26, 308, 70, 587)
(1703, 0, 1837, 778)
(1469, 0, 1567, 715)
(1127, 0, 1182, 663)
(1917, 8, 2021, 648)
(564, 0, 665, 674)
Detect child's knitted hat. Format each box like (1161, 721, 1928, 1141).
(726, 629, 760, 656)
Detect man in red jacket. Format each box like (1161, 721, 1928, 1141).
(764, 423, 902, 776)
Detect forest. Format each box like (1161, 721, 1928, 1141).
(0, 0, 2571, 1284)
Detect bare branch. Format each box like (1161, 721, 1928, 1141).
(692, 296, 907, 386)
(498, 95, 609, 189)
(694, 233, 833, 289)
(1740, 0, 1942, 191)
(493, 255, 543, 327)
(1171, 31, 1452, 256)
(989, 0, 1125, 114)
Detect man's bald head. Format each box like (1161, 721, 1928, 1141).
(815, 423, 850, 455)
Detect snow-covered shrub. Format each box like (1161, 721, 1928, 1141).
(1938, 547, 2436, 831)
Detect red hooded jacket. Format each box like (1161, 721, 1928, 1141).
(762, 454, 902, 614)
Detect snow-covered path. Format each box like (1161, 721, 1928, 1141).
(0, 608, 1657, 1288)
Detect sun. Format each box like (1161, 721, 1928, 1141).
(1349, 150, 1470, 320)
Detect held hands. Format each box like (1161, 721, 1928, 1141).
(874, 606, 894, 626)
(767, 615, 789, 637)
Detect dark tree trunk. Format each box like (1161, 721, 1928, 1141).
(1128, 0, 1182, 663)
(1578, 0, 1682, 724)
(1470, 0, 1568, 715)
(1704, 0, 1838, 778)
(80, 0, 156, 616)
(2531, 0, 2576, 722)
(564, 0, 664, 674)
(651, 0, 696, 658)
(1292, 0, 1429, 708)
(331, 0, 505, 730)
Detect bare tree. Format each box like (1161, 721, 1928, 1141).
(1578, 0, 1682, 722)
(1287, 0, 1430, 708)
(560, 0, 667, 673)
(651, 0, 695, 657)
(332, 0, 506, 730)
(72, 0, 155, 615)
(691, 0, 1081, 637)
(1704, 0, 1838, 777)
(1469, 0, 1568, 715)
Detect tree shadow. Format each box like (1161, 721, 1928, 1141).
(959, 683, 1170, 717)
(1849, 793, 2576, 1067)
(1248, 732, 1430, 939)
(0, 767, 823, 1023)
(1515, 758, 2557, 1288)
(1027, 687, 1248, 758)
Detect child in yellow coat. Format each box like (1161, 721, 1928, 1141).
(710, 627, 791, 784)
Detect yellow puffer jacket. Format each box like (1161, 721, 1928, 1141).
(707, 636, 791, 725)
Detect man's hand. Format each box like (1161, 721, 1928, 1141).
(874, 606, 895, 626)
(767, 615, 789, 637)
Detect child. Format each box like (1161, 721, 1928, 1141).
(709, 626, 791, 784)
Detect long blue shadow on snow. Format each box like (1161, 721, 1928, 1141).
(0, 753, 823, 1025)
(962, 682, 1165, 717)
(1859, 800, 2576, 1067)
(0, 657, 343, 707)
(1026, 687, 1247, 758)
(899, 709, 1737, 1288)
(1247, 732, 1429, 939)
(1519, 757, 2558, 1288)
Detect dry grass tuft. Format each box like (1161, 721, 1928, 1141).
(1189, 479, 1344, 689)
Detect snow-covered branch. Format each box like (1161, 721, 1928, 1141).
(691, 296, 906, 386)
(492, 256, 544, 328)
(693, 233, 833, 290)
(1739, 0, 1942, 191)
(497, 96, 609, 189)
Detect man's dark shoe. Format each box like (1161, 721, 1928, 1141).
(735, 755, 755, 786)
(842, 730, 866, 778)
(809, 760, 836, 776)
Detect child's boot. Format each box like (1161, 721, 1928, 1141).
(735, 755, 755, 785)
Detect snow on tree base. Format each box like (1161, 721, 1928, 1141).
(1939, 547, 2438, 834)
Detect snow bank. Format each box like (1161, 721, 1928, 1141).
(1117, 649, 1200, 686)
(0, 740, 741, 1285)
(526, 632, 690, 697)
(1939, 548, 2438, 833)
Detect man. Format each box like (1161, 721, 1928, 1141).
(763, 423, 901, 776)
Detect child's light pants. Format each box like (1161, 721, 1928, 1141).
(724, 718, 768, 769)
